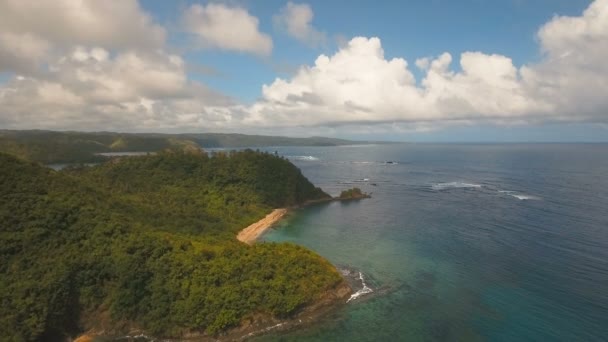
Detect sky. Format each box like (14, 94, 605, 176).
(0, 0, 607, 142)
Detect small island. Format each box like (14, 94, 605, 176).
(338, 187, 372, 200)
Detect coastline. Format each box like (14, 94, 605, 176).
(236, 194, 371, 245)
(237, 208, 288, 244)
(76, 197, 370, 341)
(74, 280, 352, 342)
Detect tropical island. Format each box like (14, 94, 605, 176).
(0, 147, 363, 341)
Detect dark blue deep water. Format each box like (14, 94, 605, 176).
(255, 144, 608, 341)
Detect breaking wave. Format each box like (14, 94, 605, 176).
(510, 194, 541, 200)
(499, 190, 541, 201)
(432, 182, 483, 190)
(347, 272, 374, 303)
(287, 155, 319, 161)
(343, 161, 399, 165)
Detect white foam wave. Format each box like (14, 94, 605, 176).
(347, 272, 374, 303)
(243, 322, 286, 339)
(432, 182, 482, 190)
(287, 155, 319, 161)
(349, 161, 398, 165)
(510, 194, 541, 201)
(498, 189, 541, 200)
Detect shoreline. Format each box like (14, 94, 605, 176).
(236, 194, 371, 245)
(74, 280, 352, 342)
(77, 197, 369, 341)
(237, 208, 288, 244)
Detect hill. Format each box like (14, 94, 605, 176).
(0, 130, 371, 164)
(184, 133, 357, 148)
(0, 150, 344, 340)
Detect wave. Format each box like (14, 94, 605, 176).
(287, 155, 319, 161)
(510, 194, 541, 201)
(498, 190, 541, 200)
(347, 271, 374, 303)
(432, 182, 482, 190)
(345, 161, 399, 165)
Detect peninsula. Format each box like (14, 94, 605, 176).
(0, 149, 351, 340)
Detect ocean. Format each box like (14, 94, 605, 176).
(255, 143, 608, 341)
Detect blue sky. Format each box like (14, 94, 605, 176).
(0, 0, 606, 141)
(143, 0, 592, 102)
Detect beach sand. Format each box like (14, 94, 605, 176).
(237, 208, 288, 244)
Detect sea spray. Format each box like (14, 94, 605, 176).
(347, 272, 374, 303)
(432, 182, 482, 190)
(287, 155, 320, 161)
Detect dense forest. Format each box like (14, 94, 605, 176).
(339, 187, 370, 199)
(0, 150, 342, 341)
(0, 130, 367, 164)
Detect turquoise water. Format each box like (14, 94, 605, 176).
(257, 144, 608, 341)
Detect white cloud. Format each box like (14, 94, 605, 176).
(274, 2, 326, 47)
(246, 37, 547, 127)
(0, 32, 50, 73)
(0, 0, 166, 75)
(0, 1, 237, 132)
(245, 0, 608, 128)
(0, 0, 165, 52)
(522, 0, 608, 121)
(183, 3, 273, 56)
(0, 47, 237, 131)
(1, 0, 607, 134)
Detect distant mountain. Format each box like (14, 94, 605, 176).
(0, 130, 376, 164)
(181, 133, 361, 147)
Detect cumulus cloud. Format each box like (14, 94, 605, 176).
(246, 0, 608, 128)
(0, 0, 237, 132)
(0, 32, 50, 73)
(183, 3, 273, 56)
(522, 0, 608, 121)
(0, 0, 165, 47)
(0, 47, 236, 131)
(1, 0, 607, 134)
(246, 38, 546, 127)
(274, 2, 326, 47)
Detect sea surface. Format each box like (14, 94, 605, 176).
(254, 144, 608, 341)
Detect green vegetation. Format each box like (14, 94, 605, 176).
(189, 133, 358, 148)
(0, 130, 194, 164)
(0, 130, 370, 164)
(339, 187, 369, 199)
(0, 150, 340, 341)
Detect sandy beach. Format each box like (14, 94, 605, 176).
(237, 208, 288, 244)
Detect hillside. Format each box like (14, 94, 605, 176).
(0, 130, 193, 164)
(0, 130, 369, 164)
(184, 133, 357, 148)
(0, 151, 343, 341)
